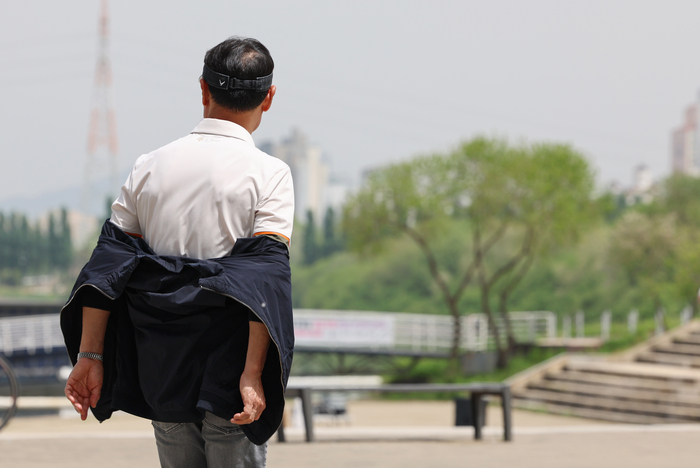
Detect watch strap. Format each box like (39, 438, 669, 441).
(77, 352, 103, 362)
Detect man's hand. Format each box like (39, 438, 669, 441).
(233, 320, 271, 425)
(64, 358, 104, 421)
(232, 371, 266, 425)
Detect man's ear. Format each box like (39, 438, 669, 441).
(200, 78, 211, 107)
(261, 85, 276, 112)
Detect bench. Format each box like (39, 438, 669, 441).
(278, 382, 512, 442)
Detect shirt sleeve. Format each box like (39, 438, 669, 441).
(81, 287, 115, 312)
(110, 166, 142, 236)
(254, 166, 294, 245)
(248, 311, 263, 322)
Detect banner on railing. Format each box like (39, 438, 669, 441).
(294, 314, 395, 347)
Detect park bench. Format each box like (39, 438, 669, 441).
(278, 382, 512, 442)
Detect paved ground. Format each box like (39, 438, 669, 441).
(2, 401, 700, 468)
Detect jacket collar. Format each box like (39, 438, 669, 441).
(191, 118, 255, 146)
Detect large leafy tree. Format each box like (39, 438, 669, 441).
(343, 137, 596, 367)
(613, 174, 700, 314)
(609, 211, 676, 311)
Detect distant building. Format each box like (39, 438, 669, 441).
(609, 165, 658, 207)
(671, 99, 700, 175)
(625, 165, 657, 205)
(261, 129, 343, 222)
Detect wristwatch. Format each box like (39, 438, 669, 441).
(77, 352, 104, 362)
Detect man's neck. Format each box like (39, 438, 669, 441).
(204, 106, 261, 134)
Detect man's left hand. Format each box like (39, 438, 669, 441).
(233, 371, 266, 425)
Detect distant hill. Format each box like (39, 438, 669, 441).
(0, 185, 83, 219)
(0, 171, 129, 219)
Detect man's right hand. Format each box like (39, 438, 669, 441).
(65, 357, 104, 420)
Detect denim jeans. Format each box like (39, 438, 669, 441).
(152, 412, 267, 468)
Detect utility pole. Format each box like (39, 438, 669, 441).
(83, 0, 118, 215)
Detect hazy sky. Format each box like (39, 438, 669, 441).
(1, 0, 699, 212)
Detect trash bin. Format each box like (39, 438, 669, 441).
(454, 397, 487, 426)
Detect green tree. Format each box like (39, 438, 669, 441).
(616, 175, 700, 314)
(322, 207, 343, 257)
(343, 137, 596, 367)
(0, 213, 6, 268)
(302, 210, 320, 265)
(47, 212, 58, 268)
(7, 213, 20, 270)
(609, 211, 676, 311)
(57, 208, 73, 268)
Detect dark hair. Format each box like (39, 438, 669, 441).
(204, 37, 274, 112)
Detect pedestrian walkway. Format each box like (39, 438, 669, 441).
(1, 401, 699, 468)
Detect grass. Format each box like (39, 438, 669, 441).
(379, 347, 562, 400)
(0, 284, 66, 301)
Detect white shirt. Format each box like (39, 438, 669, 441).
(110, 118, 294, 259)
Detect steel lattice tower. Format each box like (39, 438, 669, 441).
(83, 0, 118, 214)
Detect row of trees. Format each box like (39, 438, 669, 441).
(0, 208, 72, 282)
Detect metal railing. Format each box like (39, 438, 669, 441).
(0, 314, 64, 356)
(293, 309, 556, 353)
(0, 309, 557, 356)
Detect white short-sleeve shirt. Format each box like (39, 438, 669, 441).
(110, 118, 294, 260)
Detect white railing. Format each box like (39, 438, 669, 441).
(293, 309, 556, 353)
(0, 309, 557, 356)
(495, 311, 558, 345)
(0, 314, 64, 356)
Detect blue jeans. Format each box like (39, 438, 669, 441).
(152, 412, 267, 468)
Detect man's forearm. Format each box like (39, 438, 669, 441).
(66, 307, 109, 421)
(80, 307, 111, 355)
(243, 321, 271, 376)
(233, 320, 271, 424)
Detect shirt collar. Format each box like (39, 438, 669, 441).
(191, 118, 255, 146)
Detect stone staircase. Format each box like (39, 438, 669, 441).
(636, 327, 700, 367)
(507, 320, 700, 424)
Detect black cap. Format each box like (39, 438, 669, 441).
(202, 65, 273, 92)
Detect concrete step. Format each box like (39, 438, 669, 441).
(637, 352, 700, 368)
(513, 399, 686, 424)
(515, 389, 700, 420)
(673, 335, 700, 346)
(653, 343, 700, 357)
(566, 358, 700, 380)
(552, 370, 700, 394)
(530, 379, 700, 407)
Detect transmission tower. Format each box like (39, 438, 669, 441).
(83, 0, 118, 215)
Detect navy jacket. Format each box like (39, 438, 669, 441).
(61, 221, 294, 445)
